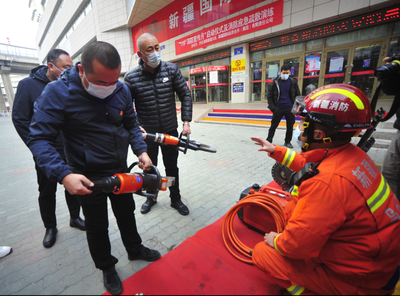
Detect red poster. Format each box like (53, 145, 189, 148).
(131, 0, 266, 52)
(175, 0, 283, 55)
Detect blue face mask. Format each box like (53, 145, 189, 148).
(281, 74, 289, 80)
(293, 125, 305, 148)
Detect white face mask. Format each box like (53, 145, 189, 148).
(293, 125, 306, 148)
(50, 63, 63, 78)
(281, 73, 289, 80)
(142, 51, 161, 68)
(83, 72, 116, 99)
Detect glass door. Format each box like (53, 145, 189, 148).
(348, 43, 382, 98)
(208, 66, 230, 103)
(189, 70, 207, 103)
(265, 60, 280, 99)
(302, 52, 322, 95)
(250, 60, 262, 101)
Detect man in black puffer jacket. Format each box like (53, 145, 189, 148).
(124, 33, 193, 216)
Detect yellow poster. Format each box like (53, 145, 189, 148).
(231, 59, 246, 72)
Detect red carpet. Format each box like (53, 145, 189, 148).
(104, 183, 282, 295)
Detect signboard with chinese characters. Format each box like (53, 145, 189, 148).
(231, 59, 246, 72)
(131, 0, 266, 52)
(176, 0, 283, 55)
(234, 47, 243, 55)
(232, 71, 245, 83)
(233, 82, 244, 92)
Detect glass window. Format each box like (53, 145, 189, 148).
(251, 61, 262, 81)
(326, 24, 389, 47)
(306, 38, 323, 51)
(211, 57, 230, 66)
(264, 43, 304, 58)
(388, 37, 400, 57)
(393, 21, 400, 35)
(283, 57, 300, 78)
(195, 62, 210, 68)
(251, 51, 263, 60)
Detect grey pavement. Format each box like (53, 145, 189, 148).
(0, 102, 392, 295)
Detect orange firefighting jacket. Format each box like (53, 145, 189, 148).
(268, 143, 400, 289)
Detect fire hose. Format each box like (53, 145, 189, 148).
(222, 189, 287, 265)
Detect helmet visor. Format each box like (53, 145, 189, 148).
(292, 96, 307, 117)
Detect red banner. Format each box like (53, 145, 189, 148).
(175, 0, 283, 55)
(131, 0, 266, 52)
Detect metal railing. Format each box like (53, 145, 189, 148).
(0, 43, 38, 59)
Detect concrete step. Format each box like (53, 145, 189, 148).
(366, 128, 396, 141)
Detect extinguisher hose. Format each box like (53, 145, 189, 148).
(222, 192, 286, 265)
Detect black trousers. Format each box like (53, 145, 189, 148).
(35, 162, 80, 229)
(267, 107, 296, 144)
(145, 129, 181, 202)
(77, 191, 142, 270)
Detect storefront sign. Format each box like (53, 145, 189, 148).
(231, 59, 246, 72)
(250, 5, 400, 52)
(207, 65, 229, 71)
(176, 49, 230, 67)
(233, 82, 244, 92)
(175, 0, 283, 55)
(131, 0, 266, 52)
(234, 47, 243, 55)
(190, 67, 207, 74)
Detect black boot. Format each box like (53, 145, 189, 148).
(171, 200, 189, 215)
(103, 265, 123, 295)
(43, 228, 57, 248)
(140, 197, 157, 214)
(70, 217, 86, 231)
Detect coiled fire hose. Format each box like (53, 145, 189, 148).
(222, 191, 287, 265)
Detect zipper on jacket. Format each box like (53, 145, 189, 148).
(275, 79, 281, 102)
(152, 78, 162, 130)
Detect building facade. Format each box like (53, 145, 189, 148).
(34, 0, 400, 104)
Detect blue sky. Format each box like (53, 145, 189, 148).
(0, 0, 38, 48)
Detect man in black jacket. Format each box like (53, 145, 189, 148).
(12, 49, 85, 249)
(266, 64, 300, 148)
(124, 33, 193, 216)
(28, 41, 160, 295)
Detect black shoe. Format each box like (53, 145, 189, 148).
(70, 217, 86, 231)
(266, 138, 272, 143)
(171, 200, 189, 215)
(128, 245, 161, 262)
(43, 228, 57, 248)
(103, 266, 123, 295)
(140, 198, 157, 214)
(284, 142, 294, 148)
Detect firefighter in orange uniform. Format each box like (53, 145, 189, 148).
(251, 84, 400, 295)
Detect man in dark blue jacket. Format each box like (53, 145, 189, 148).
(28, 41, 160, 295)
(266, 64, 300, 148)
(12, 49, 85, 249)
(124, 33, 193, 216)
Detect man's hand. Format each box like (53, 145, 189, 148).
(264, 231, 279, 248)
(251, 137, 276, 153)
(183, 122, 191, 135)
(138, 152, 152, 171)
(62, 173, 94, 195)
(139, 126, 146, 139)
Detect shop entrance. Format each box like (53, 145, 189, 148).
(250, 54, 301, 102)
(189, 66, 230, 103)
(321, 42, 383, 98)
